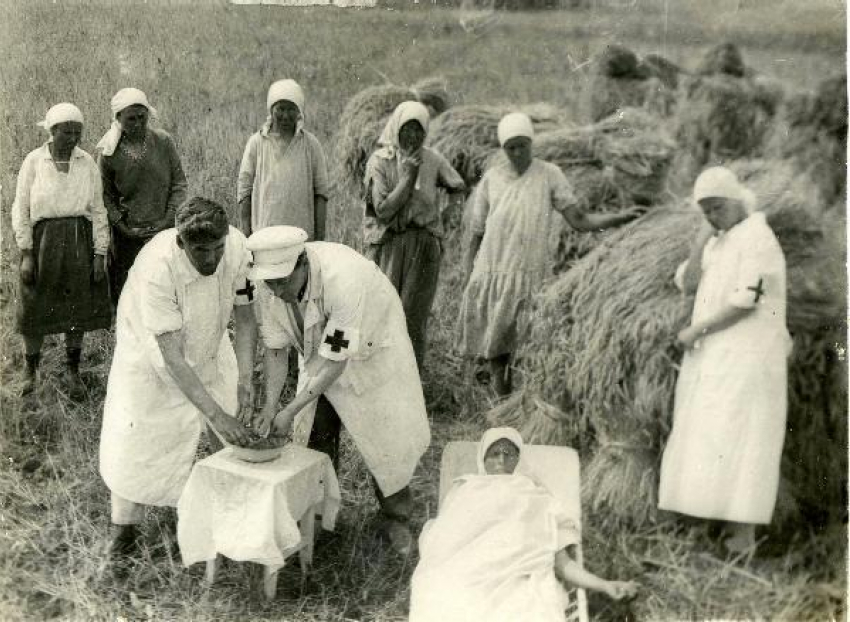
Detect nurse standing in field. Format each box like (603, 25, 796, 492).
(659, 166, 791, 554)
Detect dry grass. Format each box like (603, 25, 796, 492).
(0, 1, 846, 620)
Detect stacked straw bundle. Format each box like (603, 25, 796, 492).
(764, 74, 847, 205)
(527, 108, 676, 272)
(672, 74, 777, 184)
(582, 45, 679, 122)
(671, 43, 785, 187)
(332, 77, 450, 192)
(492, 158, 846, 530)
(427, 102, 568, 187)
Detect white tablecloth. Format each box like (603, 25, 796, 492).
(177, 445, 340, 571)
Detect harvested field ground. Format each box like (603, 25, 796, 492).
(0, 1, 846, 620)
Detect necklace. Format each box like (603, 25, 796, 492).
(120, 134, 149, 162)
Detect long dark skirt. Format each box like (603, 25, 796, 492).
(109, 225, 149, 306)
(365, 228, 441, 370)
(17, 217, 112, 337)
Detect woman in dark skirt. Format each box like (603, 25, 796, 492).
(11, 103, 112, 399)
(96, 88, 188, 304)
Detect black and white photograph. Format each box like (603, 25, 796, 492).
(1, 0, 846, 619)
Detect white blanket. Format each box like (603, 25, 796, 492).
(409, 474, 577, 622)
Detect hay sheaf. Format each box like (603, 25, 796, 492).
(332, 77, 450, 192)
(582, 46, 680, 122)
(427, 102, 568, 187)
(763, 74, 847, 205)
(529, 108, 676, 272)
(503, 159, 846, 529)
(672, 74, 778, 185)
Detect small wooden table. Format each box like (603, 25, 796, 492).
(177, 445, 340, 600)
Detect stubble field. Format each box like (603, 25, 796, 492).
(1, 1, 846, 620)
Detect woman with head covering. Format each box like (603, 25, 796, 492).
(409, 427, 639, 622)
(363, 101, 465, 370)
(457, 112, 643, 396)
(659, 166, 791, 555)
(12, 103, 111, 400)
(237, 79, 330, 240)
(97, 87, 188, 304)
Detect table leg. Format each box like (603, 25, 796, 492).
(205, 555, 219, 587)
(262, 565, 278, 600)
(299, 503, 318, 576)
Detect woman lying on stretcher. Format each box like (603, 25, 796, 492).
(409, 427, 639, 622)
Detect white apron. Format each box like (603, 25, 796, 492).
(257, 242, 431, 497)
(659, 213, 791, 524)
(100, 229, 249, 507)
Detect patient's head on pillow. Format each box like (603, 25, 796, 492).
(477, 427, 524, 475)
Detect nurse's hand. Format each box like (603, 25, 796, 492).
(236, 381, 255, 424)
(603, 580, 640, 600)
(212, 410, 252, 446)
(677, 325, 702, 349)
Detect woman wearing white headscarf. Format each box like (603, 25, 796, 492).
(97, 87, 188, 304)
(237, 79, 329, 240)
(409, 427, 638, 622)
(12, 103, 111, 399)
(363, 101, 465, 369)
(659, 166, 791, 554)
(457, 112, 643, 395)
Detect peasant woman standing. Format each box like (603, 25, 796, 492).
(12, 103, 111, 399)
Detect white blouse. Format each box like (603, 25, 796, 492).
(12, 143, 109, 254)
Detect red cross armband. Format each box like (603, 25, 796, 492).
(319, 322, 360, 361)
(234, 278, 256, 305)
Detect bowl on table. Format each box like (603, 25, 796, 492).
(228, 433, 289, 463)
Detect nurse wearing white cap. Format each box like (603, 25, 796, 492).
(246, 226, 430, 556)
(659, 166, 791, 554)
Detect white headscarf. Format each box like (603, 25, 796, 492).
(497, 112, 534, 147)
(267, 79, 305, 114)
(37, 103, 84, 131)
(262, 79, 305, 135)
(96, 87, 157, 156)
(476, 427, 525, 475)
(693, 166, 757, 214)
(374, 100, 430, 160)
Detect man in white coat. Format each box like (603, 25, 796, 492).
(100, 197, 256, 558)
(247, 226, 431, 556)
(658, 167, 791, 554)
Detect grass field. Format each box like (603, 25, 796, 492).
(1, 0, 847, 620)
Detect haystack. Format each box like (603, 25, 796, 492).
(333, 77, 450, 192)
(427, 102, 568, 187)
(528, 108, 676, 272)
(672, 73, 777, 187)
(492, 158, 846, 530)
(695, 42, 747, 78)
(764, 74, 847, 205)
(582, 45, 679, 122)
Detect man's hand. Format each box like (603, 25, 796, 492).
(236, 381, 255, 425)
(20, 251, 36, 285)
(93, 255, 106, 283)
(210, 409, 252, 446)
